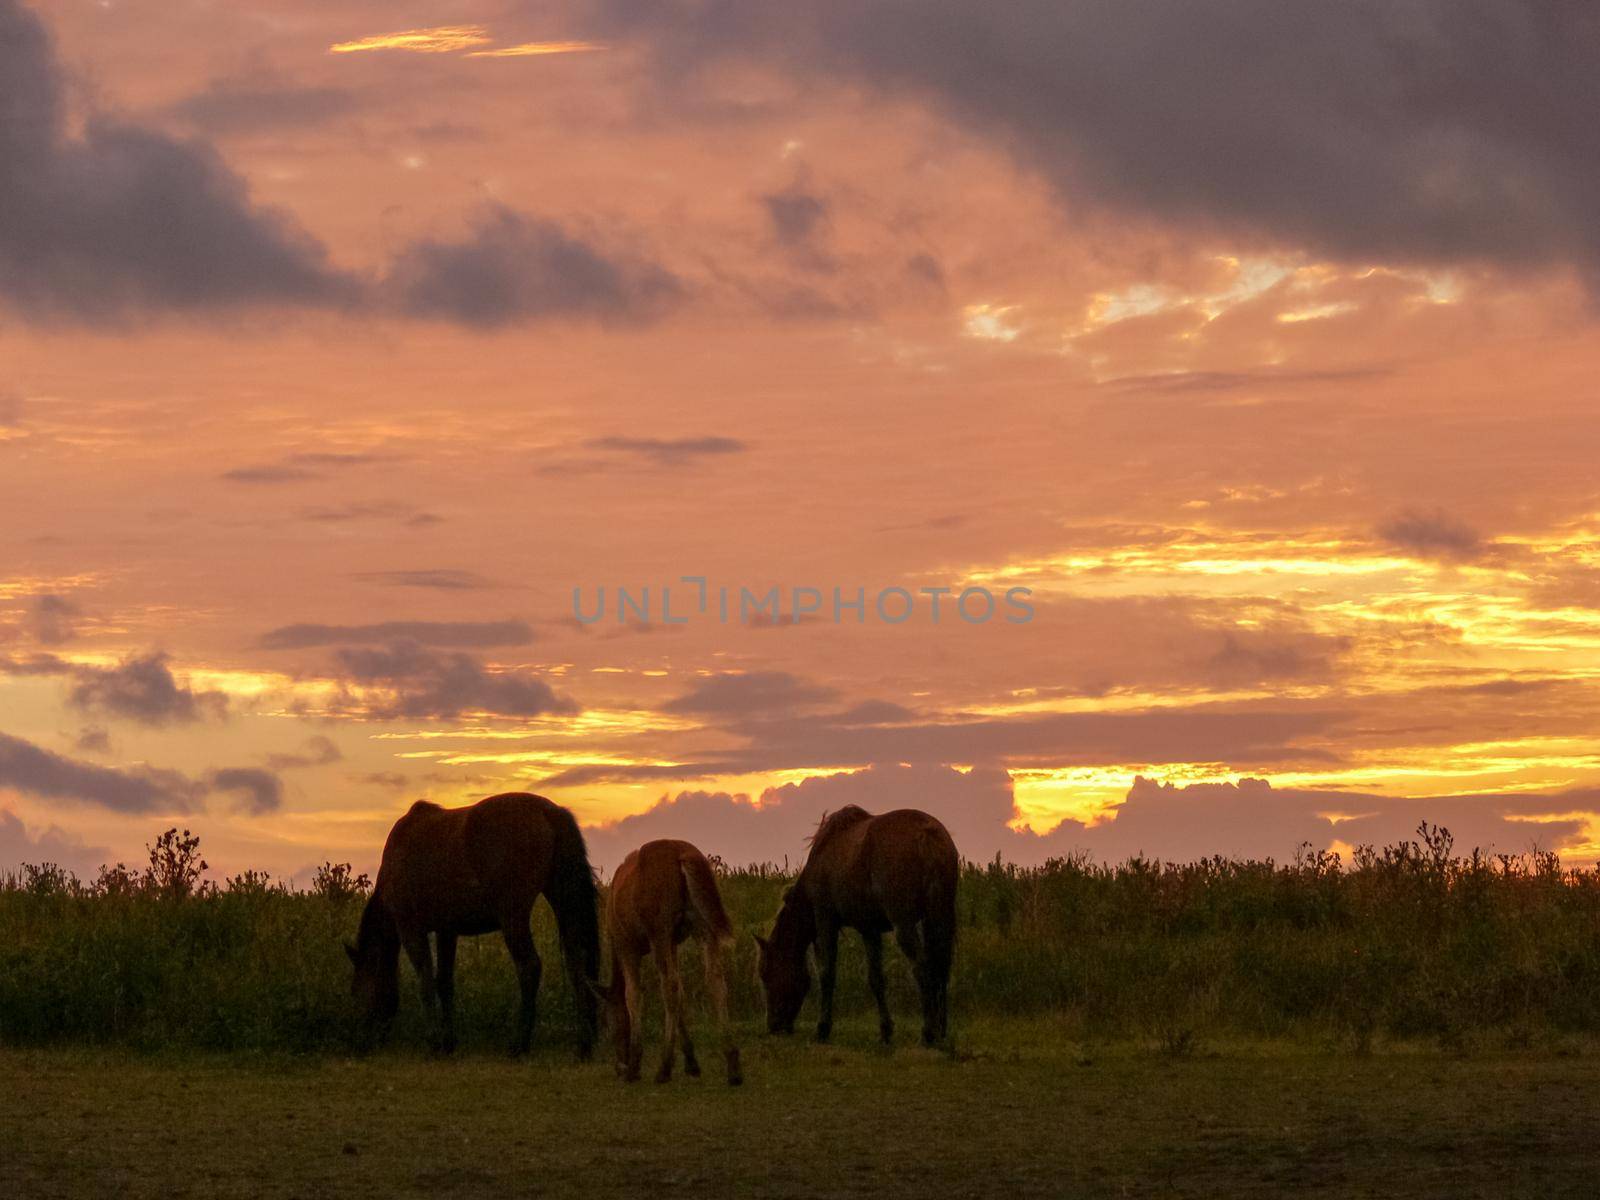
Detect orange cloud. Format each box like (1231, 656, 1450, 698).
(329, 26, 492, 55)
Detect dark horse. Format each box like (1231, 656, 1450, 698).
(347, 792, 600, 1057)
(757, 806, 958, 1046)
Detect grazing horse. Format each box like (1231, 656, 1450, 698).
(595, 840, 741, 1085)
(757, 806, 958, 1046)
(347, 792, 600, 1058)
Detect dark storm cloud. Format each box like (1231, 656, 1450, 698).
(331, 641, 577, 720)
(384, 207, 684, 329)
(67, 652, 229, 726)
(1377, 508, 1485, 561)
(663, 671, 839, 714)
(0, 731, 199, 814)
(169, 77, 359, 136)
(261, 620, 533, 650)
(0, 0, 353, 322)
(207, 767, 284, 815)
(599, 0, 1600, 278)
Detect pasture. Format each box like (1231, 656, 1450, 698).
(4, 827, 1600, 1195)
(5, 1030, 1598, 1198)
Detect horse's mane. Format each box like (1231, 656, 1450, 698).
(807, 805, 873, 856)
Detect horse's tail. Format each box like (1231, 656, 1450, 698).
(680, 850, 734, 946)
(545, 803, 601, 1053)
(919, 819, 959, 1040)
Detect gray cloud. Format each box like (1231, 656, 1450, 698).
(264, 735, 343, 771)
(761, 183, 829, 247)
(332, 641, 577, 720)
(1377, 507, 1485, 561)
(0, 730, 200, 814)
(583, 435, 746, 465)
(261, 620, 533, 650)
(664, 670, 839, 715)
(27, 594, 80, 645)
(222, 451, 396, 484)
(0, 808, 110, 877)
(384, 206, 684, 329)
(67, 652, 229, 727)
(208, 767, 284, 815)
(0, 0, 353, 323)
(169, 77, 359, 136)
(600, 0, 1600, 279)
(355, 569, 499, 591)
(577, 764, 1591, 872)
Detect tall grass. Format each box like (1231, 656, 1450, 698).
(2, 825, 1598, 1052)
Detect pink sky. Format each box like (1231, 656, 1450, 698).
(5, 1, 1600, 879)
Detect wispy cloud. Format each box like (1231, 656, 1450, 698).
(329, 29, 602, 59)
(467, 41, 605, 59)
(329, 26, 491, 55)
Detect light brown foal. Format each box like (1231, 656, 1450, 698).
(597, 839, 741, 1085)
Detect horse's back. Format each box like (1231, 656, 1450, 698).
(610, 839, 728, 948)
(378, 792, 565, 930)
(865, 809, 959, 924)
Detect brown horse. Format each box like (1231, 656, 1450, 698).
(347, 792, 600, 1058)
(757, 806, 958, 1046)
(594, 839, 741, 1085)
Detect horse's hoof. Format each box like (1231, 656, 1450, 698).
(654, 1067, 673, 1084)
(684, 1057, 702, 1078)
(815, 1023, 832, 1044)
(506, 1043, 530, 1059)
(725, 1049, 743, 1086)
(879, 1023, 895, 1046)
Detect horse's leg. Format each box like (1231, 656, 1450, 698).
(677, 972, 702, 1081)
(814, 916, 840, 1043)
(863, 929, 893, 1045)
(502, 918, 543, 1057)
(703, 938, 742, 1085)
(893, 921, 934, 1044)
(620, 952, 644, 1082)
(401, 932, 441, 1051)
(552, 895, 598, 1061)
(922, 916, 955, 1045)
(435, 931, 458, 1055)
(653, 937, 684, 1083)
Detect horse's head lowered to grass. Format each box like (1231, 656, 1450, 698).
(756, 886, 815, 1035)
(346, 893, 400, 1034)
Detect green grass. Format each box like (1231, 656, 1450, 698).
(4, 826, 1600, 1053)
(4, 1022, 1598, 1198)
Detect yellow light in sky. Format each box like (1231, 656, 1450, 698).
(467, 41, 606, 58)
(329, 26, 492, 54)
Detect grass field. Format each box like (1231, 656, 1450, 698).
(5, 1022, 1599, 1198)
(6, 830, 1600, 1195)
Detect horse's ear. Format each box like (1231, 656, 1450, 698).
(344, 941, 358, 964)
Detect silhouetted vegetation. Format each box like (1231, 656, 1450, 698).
(2, 824, 1598, 1053)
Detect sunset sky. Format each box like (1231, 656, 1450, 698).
(5, 0, 1600, 879)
